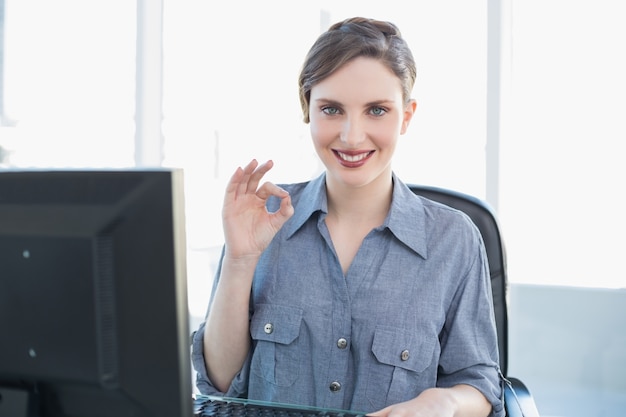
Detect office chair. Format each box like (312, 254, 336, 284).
(408, 184, 540, 417)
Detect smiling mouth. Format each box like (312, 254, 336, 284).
(333, 150, 375, 166)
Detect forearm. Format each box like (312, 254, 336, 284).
(203, 255, 258, 393)
(444, 384, 492, 417)
(370, 384, 491, 417)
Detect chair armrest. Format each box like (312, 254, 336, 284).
(504, 376, 541, 417)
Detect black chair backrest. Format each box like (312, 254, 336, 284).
(408, 185, 509, 376)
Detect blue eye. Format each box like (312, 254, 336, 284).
(370, 107, 387, 116)
(322, 106, 340, 115)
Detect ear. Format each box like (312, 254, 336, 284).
(400, 99, 417, 135)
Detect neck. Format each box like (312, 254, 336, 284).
(325, 171, 393, 222)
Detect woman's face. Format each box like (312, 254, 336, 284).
(308, 56, 415, 191)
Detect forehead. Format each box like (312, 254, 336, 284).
(310, 57, 403, 103)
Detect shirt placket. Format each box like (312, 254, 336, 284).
(316, 216, 353, 409)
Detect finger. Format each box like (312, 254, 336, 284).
(255, 181, 289, 201)
(246, 160, 274, 194)
(277, 193, 294, 220)
(268, 193, 294, 231)
(224, 166, 244, 200)
(236, 159, 259, 197)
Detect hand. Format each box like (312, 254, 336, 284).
(222, 159, 294, 260)
(368, 385, 491, 417)
(368, 389, 455, 417)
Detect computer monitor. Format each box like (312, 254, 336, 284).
(0, 169, 192, 417)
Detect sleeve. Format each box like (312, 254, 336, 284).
(190, 246, 252, 398)
(191, 322, 252, 397)
(436, 224, 505, 417)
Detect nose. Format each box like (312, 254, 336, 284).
(340, 116, 366, 147)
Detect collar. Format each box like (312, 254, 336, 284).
(385, 174, 428, 259)
(283, 172, 428, 259)
(283, 173, 328, 239)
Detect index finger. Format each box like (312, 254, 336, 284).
(245, 160, 275, 194)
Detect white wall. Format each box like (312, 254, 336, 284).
(508, 284, 626, 417)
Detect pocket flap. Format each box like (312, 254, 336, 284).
(371, 325, 435, 372)
(250, 304, 303, 345)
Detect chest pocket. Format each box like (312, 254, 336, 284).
(367, 325, 437, 407)
(249, 304, 303, 387)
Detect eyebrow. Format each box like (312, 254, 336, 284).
(313, 98, 396, 107)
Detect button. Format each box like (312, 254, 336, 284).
(400, 349, 410, 361)
(329, 381, 341, 392)
(337, 338, 348, 349)
(264, 323, 274, 334)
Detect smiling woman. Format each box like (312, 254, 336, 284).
(160, 1, 490, 262)
(307, 57, 415, 190)
(0, 3, 494, 398)
(191, 16, 503, 417)
(307, 57, 416, 274)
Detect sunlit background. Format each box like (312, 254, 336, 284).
(1, 1, 625, 416)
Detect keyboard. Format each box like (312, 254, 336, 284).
(193, 395, 367, 417)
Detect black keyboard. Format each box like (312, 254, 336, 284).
(194, 396, 366, 417)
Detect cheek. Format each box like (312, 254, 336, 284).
(309, 119, 335, 146)
(371, 119, 402, 145)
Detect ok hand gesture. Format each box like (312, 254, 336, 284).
(222, 159, 294, 261)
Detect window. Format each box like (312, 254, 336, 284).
(500, 0, 626, 288)
(1, 0, 136, 168)
(2, 1, 622, 307)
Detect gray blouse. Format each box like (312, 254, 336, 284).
(191, 173, 504, 417)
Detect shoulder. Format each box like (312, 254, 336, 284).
(398, 179, 479, 233)
(421, 194, 482, 245)
(390, 178, 483, 257)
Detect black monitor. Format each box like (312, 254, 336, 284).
(0, 169, 192, 417)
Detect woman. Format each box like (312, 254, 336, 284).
(192, 17, 504, 417)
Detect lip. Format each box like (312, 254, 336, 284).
(332, 149, 375, 168)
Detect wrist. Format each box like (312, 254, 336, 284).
(222, 249, 262, 273)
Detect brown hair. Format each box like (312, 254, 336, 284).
(298, 17, 417, 123)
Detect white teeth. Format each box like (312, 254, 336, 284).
(337, 151, 370, 162)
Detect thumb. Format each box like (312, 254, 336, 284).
(269, 194, 294, 229)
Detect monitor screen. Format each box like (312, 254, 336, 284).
(0, 169, 192, 417)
